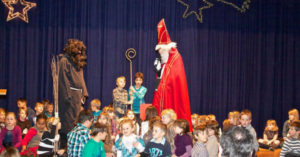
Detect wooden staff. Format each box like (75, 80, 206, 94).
(125, 48, 136, 86)
(51, 56, 60, 157)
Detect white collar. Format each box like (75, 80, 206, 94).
(150, 137, 166, 145)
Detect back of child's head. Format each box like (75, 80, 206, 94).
(90, 99, 101, 110)
(191, 113, 199, 120)
(264, 120, 278, 132)
(288, 109, 299, 121)
(174, 119, 190, 134)
(90, 123, 108, 136)
(153, 121, 167, 134)
(145, 106, 158, 121)
(290, 120, 300, 131)
(103, 106, 114, 113)
(207, 114, 216, 121)
(1, 146, 20, 157)
(240, 109, 252, 120)
(134, 72, 144, 80)
(222, 119, 233, 132)
(161, 109, 177, 121)
(197, 115, 207, 124)
(77, 110, 94, 123)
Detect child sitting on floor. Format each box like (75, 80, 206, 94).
(0, 112, 22, 151)
(258, 119, 280, 147)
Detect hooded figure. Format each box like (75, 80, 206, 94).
(152, 19, 192, 130)
(58, 39, 88, 148)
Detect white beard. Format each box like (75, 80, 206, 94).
(160, 52, 169, 64)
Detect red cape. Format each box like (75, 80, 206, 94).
(152, 48, 192, 130)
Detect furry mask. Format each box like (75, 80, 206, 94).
(63, 39, 87, 69)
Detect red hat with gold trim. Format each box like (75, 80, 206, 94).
(155, 19, 177, 51)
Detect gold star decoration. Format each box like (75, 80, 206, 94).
(2, 0, 36, 23)
(217, 0, 251, 13)
(177, 0, 214, 23)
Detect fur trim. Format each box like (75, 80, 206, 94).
(155, 42, 177, 51)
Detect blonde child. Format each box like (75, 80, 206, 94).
(0, 112, 22, 151)
(173, 119, 193, 157)
(258, 120, 280, 147)
(82, 123, 107, 157)
(0, 108, 6, 131)
(113, 76, 133, 118)
(37, 117, 62, 156)
(141, 106, 158, 138)
(90, 99, 102, 123)
(126, 110, 140, 135)
(240, 109, 258, 152)
(191, 113, 199, 129)
(206, 120, 219, 157)
(16, 108, 31, 137)
(115, 119, 145, 156)
(282, 108, 299, 139)
(228, 111, 240, 126)
(161, 109, 177, 150)
(192, 124, 209, 157)
(21, 114, 48, 156)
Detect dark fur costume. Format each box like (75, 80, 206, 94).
(58, 39, 88, 148)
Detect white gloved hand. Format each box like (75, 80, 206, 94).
(154, 58, 161, 71)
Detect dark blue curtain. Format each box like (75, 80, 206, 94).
(0, 0, 299, 136)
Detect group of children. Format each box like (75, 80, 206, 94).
(0, 72, 299, 157)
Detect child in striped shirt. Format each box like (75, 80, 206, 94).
(280, 120, 300, 157)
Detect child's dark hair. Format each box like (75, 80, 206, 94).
(1, 146, 20, 157)
(145, 106, 158, 121)
(36, 114, 48, 121)
(77, 110, 94, 123)
(91, 123, 108, 136)
(174, 119, 190, 134)
(16, 98, 27, 104)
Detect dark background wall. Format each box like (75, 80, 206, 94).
(0, 0, 299, 136)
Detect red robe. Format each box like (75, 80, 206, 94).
(152, 48, 192, 130)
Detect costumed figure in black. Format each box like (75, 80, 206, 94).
(58, 39, 88, 148)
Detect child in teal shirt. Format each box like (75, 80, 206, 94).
(83, 123, 108, 157)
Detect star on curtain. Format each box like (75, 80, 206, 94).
(2, 0, 36, 23)
(177, 0, 214, 23)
